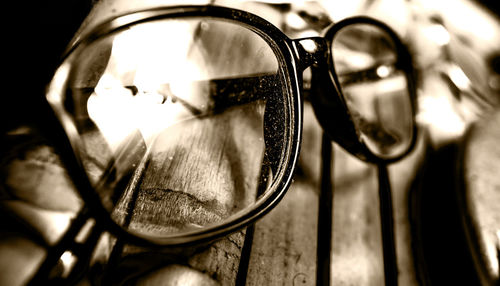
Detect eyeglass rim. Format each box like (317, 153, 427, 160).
(47, 4, 419, 247)
(46, 4, 303, 248)
(317, 16, 419, 164)
(64, 5, 418, 165)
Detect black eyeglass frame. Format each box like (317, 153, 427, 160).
(43, 4, 418, 250)
(309, 16, 418, 163)
(46, 5, 303, 249)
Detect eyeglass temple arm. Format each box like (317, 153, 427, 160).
(378, 164, 399, 286)
(75, 73, 279, 117)
(206, 73, 279, 112)
(156, 74, 280, 116)
(336, 62, 399, 85)
(316, 132, 334, 286)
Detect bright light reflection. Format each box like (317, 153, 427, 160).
(87, 20, 205, 150)
(376, 75, 406, 93)
(416, 94, 466, 140)
(423, 24, 450, 46)
(349, 54, 375, 70)
(448, 64, 471, 90)
(335, 47, 375, 72)
(51, 212, 72, 237)
(494, 230, 500, 276)
(47, 63, 70, 104)
(417, 0, 497, 43)
(285, 11, 307, 30)
(60, 251, 77, 277)
(485, 232, 499, 277)
(376, 65, 391, 78)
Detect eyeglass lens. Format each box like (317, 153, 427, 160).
(63, 17, 293, 238)
(331, 23, 414, 159)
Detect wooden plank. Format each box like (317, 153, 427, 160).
(330, 145, 385, 286)
(95, 101, 266, 285)
(70, 2, 284, 284)
(244, 103, 321, 286)
(62, 2, 429, 286)
(387, 134, 424, 286)
(111, 101, 265, 232)
(188, 230, 246, 285)
(330, 132, 424, 286)
(245, 178, 319, 285)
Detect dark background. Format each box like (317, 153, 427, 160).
(3, 0, 93, 133)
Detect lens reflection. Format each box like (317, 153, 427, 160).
(62, 18, 289, 237)
(332, 23, 414, 159)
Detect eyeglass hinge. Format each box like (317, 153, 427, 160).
(293, 37, 328, 71)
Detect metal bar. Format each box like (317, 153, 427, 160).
(316, 133, 333, 286)
(377, 164, 398, 286)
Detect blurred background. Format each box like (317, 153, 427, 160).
(1, 0, 500, 285)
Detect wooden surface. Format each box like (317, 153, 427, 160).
(0, 1, 428, 285)
(97, 100, 424, 285)
(100, 101, 424, 285)
(0, 103, 424, 286)
(2, 1, 500, 286)
(107, 102, 265, 237)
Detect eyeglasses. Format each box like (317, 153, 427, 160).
(34, 5, 417, 284)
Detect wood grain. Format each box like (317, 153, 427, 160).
(111, 101, 265, 237)
(50, 1, 430, 285)
(246, 178, 319, 286)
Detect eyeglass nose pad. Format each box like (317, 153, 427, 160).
(293, 37, 369, 161)
(295, 37, 329, 71)
(308, 63, 369, 161)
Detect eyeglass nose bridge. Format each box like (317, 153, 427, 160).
(293, 37, 329, 71)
